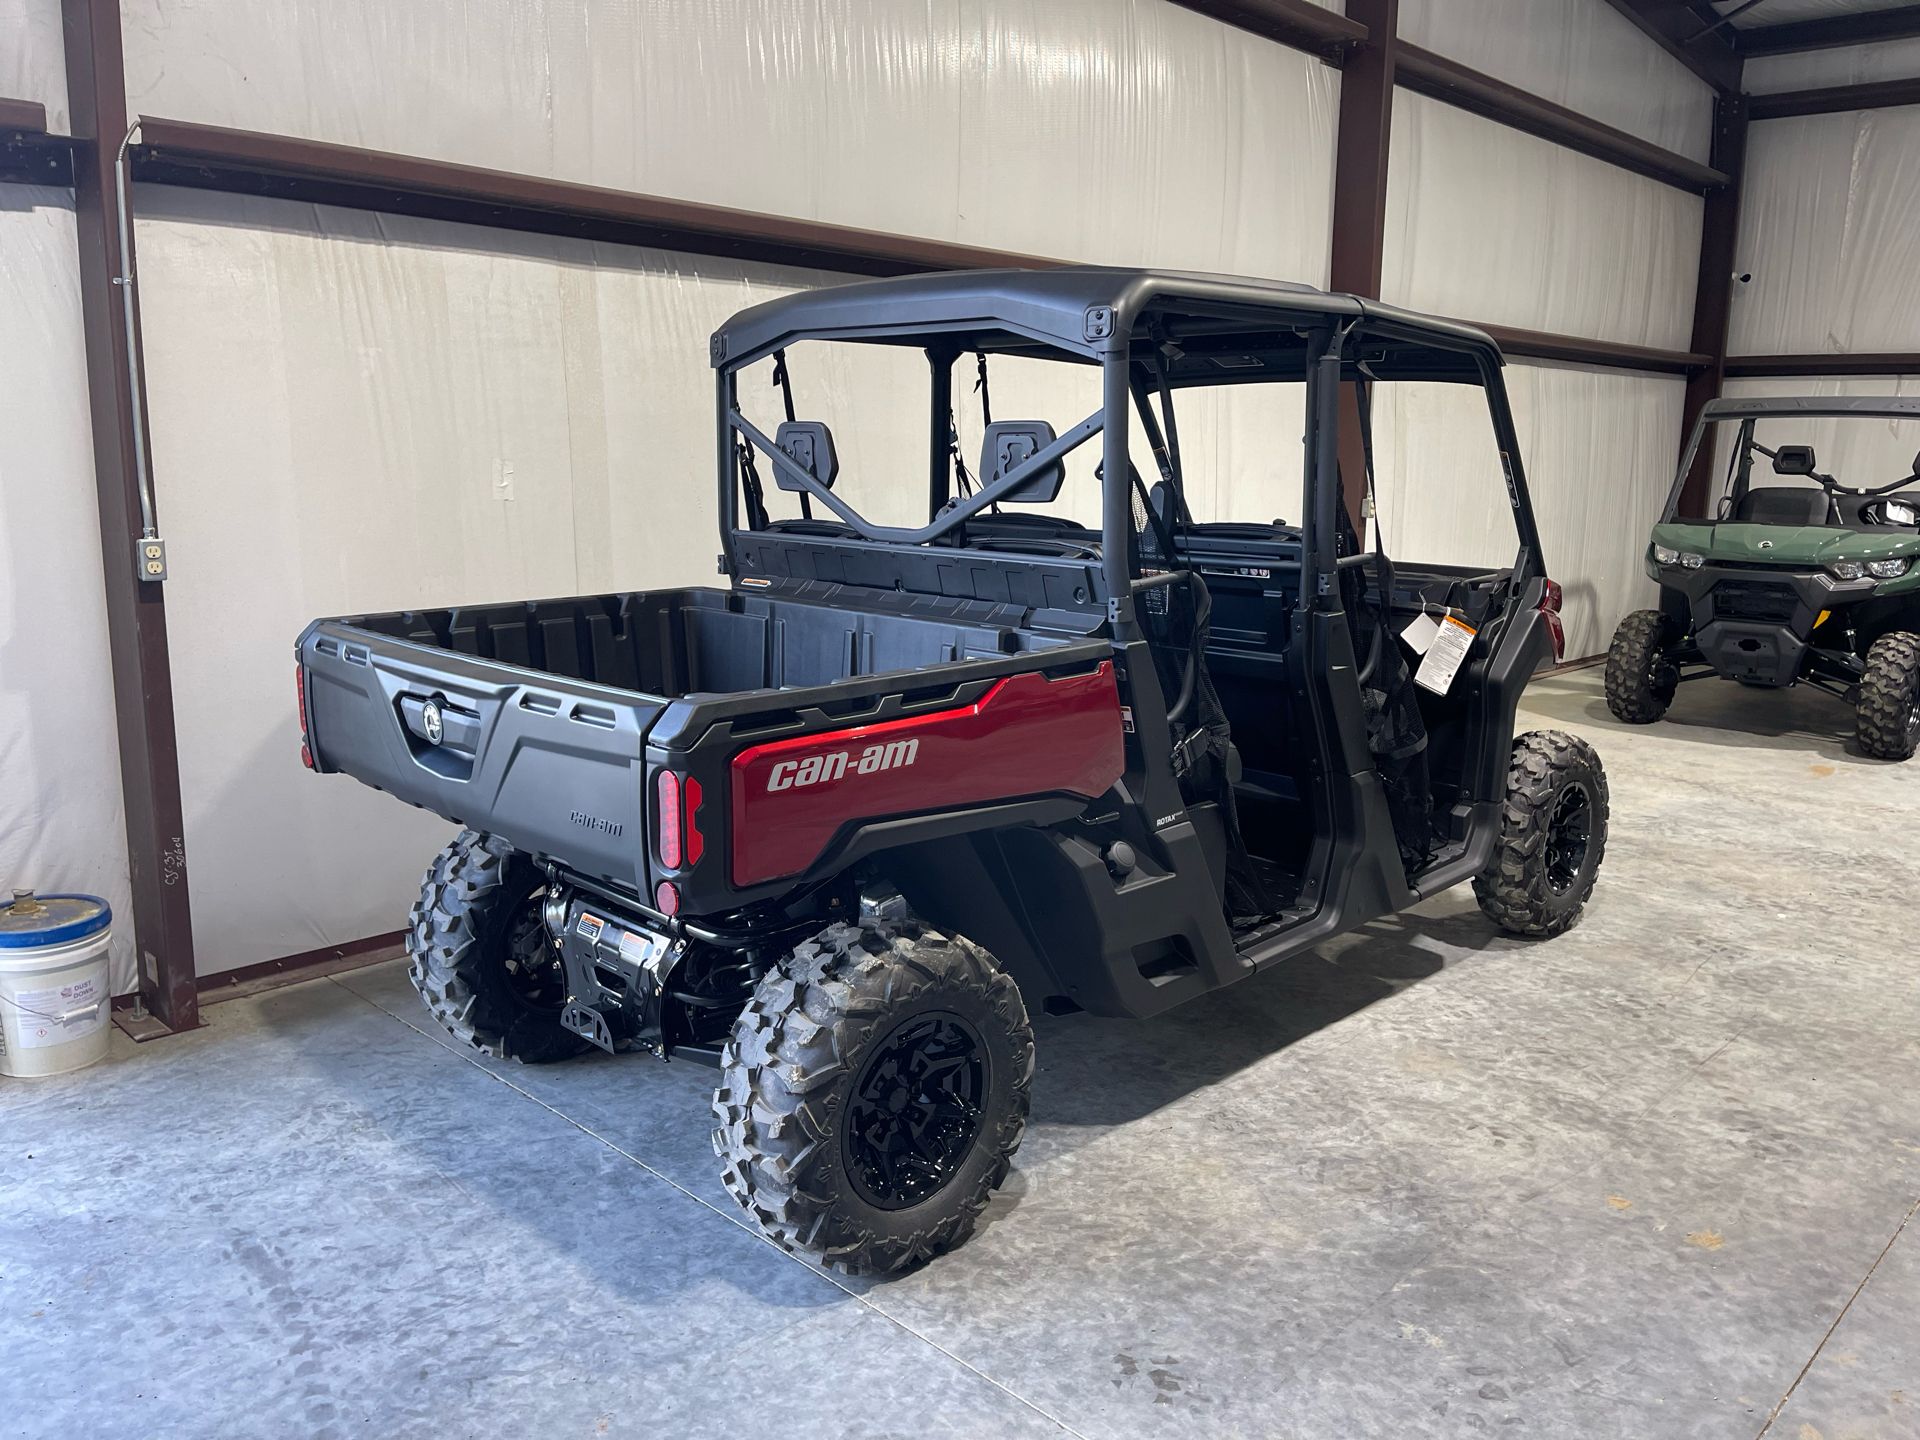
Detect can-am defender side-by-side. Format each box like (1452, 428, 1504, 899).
(297, 269, 1608, 1272)
(1607, 396, 1920, 758)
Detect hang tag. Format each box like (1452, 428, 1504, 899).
(1399, 611, 1440, 654)
(1415, 615, 1478, 695)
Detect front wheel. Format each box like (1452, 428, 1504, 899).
(1474, 731, 1609, 939)
(1605, 609, 1676, 723)
(1857, 632, 1920, 761)
(712, 913, 1033, 1274)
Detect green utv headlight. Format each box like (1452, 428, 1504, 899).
(1829, 560, 1867, 581)
(1680, 552, 1705, 569)
(1652, 543, 1679, 565)
(1867, 557, 1913, 580)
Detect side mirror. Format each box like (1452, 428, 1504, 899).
(1773, 444, 1817, 477)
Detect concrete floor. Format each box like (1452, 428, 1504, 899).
(5, 667, 1919, 1439)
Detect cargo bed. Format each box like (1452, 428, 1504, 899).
(298, 585, 1096, 895)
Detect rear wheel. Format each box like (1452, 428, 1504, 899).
(406, 830, 589, 1063)
(712, 912, 1033, 1274)
(1475, 731, 1609, 939)
(1605, 609, 1676, 723)
(1857, 632, 1920, 761)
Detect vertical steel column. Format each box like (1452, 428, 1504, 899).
(62, 0, 199, 1030)
(1327, 0, 1398, 530)
(1678, 93, 1749, 516)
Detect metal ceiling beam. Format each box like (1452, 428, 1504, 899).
(1749, 76, 1920, 119)
(1595, 0, 1744, 92)
(0, 95, 73, 186)
(1395, 43, 1729, 191)
(1474, 323, 1709, 375)
(1741, 5, 1920, 55)
(1168, 0, 1368, 63)
(133, 118, 1054, 277)
(61, 0, 200, 1032)
(1726, 352, 1920, 377)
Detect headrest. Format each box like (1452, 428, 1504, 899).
(980, 421, 1065, 503)
(773, 420, 838, 492)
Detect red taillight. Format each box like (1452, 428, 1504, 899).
(653, 880, 681, 916)
(655, 769, 704, 871)
(684, 777, 705, 865)
(656, 769, 683, 869)
(296, 665, 314, 770)
(1539, 578, 1565, 660)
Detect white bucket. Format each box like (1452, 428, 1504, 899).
(0, 892, 113, 1079)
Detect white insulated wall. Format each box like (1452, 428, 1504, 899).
(1731, 106, 1920, 358)
(0, 0, 68, 131)
(120, 0, 1339, 279)
(1397, 0, 1713, 161)
(124, 2, 1341, 972)
(0, 189, 137, 993)
(1376, 10, 1711, 663)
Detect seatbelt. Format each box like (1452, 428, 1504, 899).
(735, 437, 770, 531)
(974, 351, 993, 426)
(770, 349, 809, 520)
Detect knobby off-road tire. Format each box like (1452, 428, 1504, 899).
(712, 916, 1034, 1275)
(1857, 632, 1920, 761)
(406, 830, 590, 1063)
(1605, 609, 1676, 724)
(1474, 730, 1609, 939)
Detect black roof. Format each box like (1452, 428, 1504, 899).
(711, 266, 1500, 367)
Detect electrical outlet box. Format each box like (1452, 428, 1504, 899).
(135, 536, 168, 582)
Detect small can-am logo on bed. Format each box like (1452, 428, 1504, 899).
(767, 738, 919, 792)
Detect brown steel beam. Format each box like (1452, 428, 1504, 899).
(131, 119, 1703, 394)
(1750, 77, 1920, 121)
(1595, 0, 1743, 93)
(62, 0, 199, 1030)
(133, 118, 1056, 278)
(1327, 0, 1399, 524)
(1678, 94, 1750, 516)
(1742, 6, 1920, 56)
(0, 96, 49, 131)
(1169, 0, 1368, 63)
(1476, 323, 1710, 375)
(1725, 352, 1920, 378)
(0, 96, 72, 186)
(1395, 43, 1728, 191)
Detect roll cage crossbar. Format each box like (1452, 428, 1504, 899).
(726, 405, 1106, 545)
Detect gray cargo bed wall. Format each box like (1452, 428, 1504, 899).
(338, 587, 1077, 698)
(303, 585, 1084, 894)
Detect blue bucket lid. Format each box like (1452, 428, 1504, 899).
(0, 892, 112, 948)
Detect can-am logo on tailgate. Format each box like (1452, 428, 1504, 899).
(767, 738, 919, 792)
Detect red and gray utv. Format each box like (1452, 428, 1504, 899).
(296, 268, 1607, 1271)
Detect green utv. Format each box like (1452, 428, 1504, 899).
(1607, 397, 1920, 758)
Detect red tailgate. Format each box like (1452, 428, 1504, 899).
(729, 662, 1124, 887)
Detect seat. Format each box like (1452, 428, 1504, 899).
(1734, 487, 1829, 526)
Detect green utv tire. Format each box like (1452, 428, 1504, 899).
(713, 914, 1033, 1274)
(1857, 632, 1920, 761)
(1604, 609, 1676, 724)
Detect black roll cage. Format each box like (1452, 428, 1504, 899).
(711, 275, 1545, 640)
